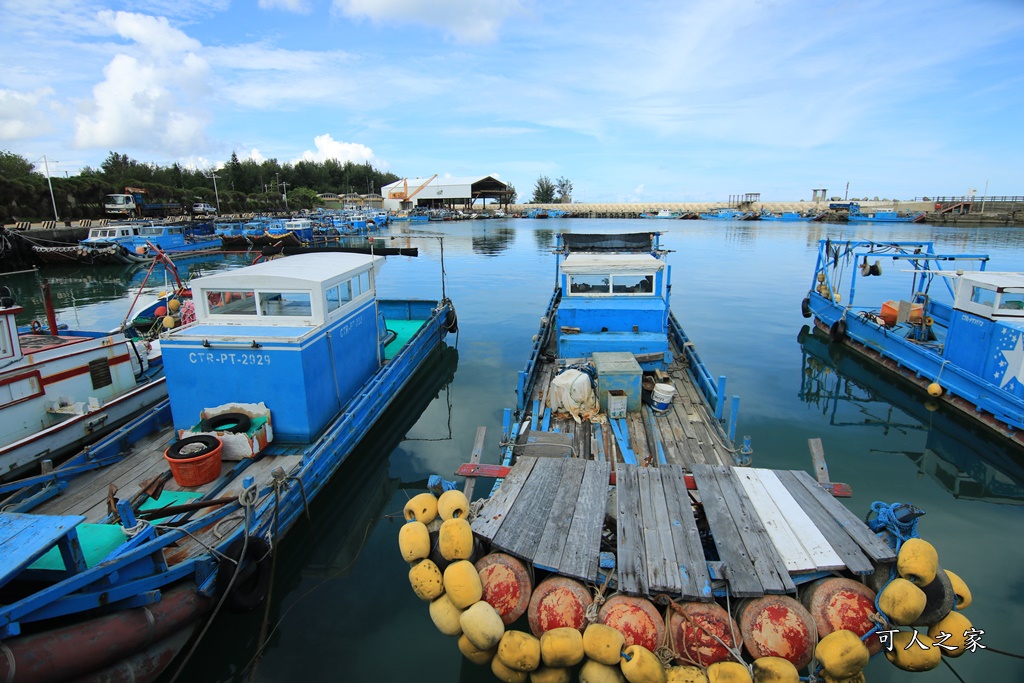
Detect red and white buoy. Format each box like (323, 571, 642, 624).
(668, 601, 742, 667)
(527, 576, 593, 636)
(801, 577, 881, 655)
(476, 553, 533, 625)
(597, 595, 665, 653)
(736, 595, 817, 669)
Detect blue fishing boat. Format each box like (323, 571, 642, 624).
(33, 223, 144, 265)
(0, 252, 455, 682)
(123, 224, 222, 261)
(803, 238, 1024, 448)
(846, 204, 925, 223)
(759, 210, 819, 221)
(699, 208, 756, 220)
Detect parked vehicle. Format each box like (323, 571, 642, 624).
(103, 187, 181, 218)
(192, 202, 216, 216)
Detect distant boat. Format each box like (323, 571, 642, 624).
(641, 210, 680, 219)
(759, 210, 819, 222)
(699, 208, 756, 220)
(846, 204, 925, 223)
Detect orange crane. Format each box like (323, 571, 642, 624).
(388, 174, 438, 203)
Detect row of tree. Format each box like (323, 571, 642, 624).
(531, 176, 573, 204)
(0, 150, 402, 223)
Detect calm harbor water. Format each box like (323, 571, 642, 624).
(6, 219, 1023, 682)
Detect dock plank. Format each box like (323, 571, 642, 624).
(754, 470, 846, 570)
(471, 457, 537, 541)
(559, 459, 611, 581)
(462, 426, 487, 501)
(638, 467, 682, 593)
(492, 457, 564, 559)
(615, 464, 648, 596)
(533, 459, 587, 571)
(787, 470, 896, 562)
(661, 464, 712, 600)
(773, 470, 874, 575)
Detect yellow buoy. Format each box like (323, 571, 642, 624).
(530, 665, 571, 683)
(750, 656, 798, 682)
(399, 521, 430, 563)
(444, 559, 483, 609)
(619, 644, 666, 683)
(814, 630, 869, 679)
(927, 611, 972, 657)
(498, 630, 542, 672)
(162, 316, 176, 329)
(666, 665, 708, 683)
(927, 382, 943, 397)
(885, 630, 941, 671)
(492, 656, 529, 683)
(897, 538, 939, 587)
(579, 659, 628, 683)
(404, 492, 438, 524)
(408, 559, 444, 601)
(438, 489, 470, 520)
(429, 593, 465, 637)
(878, 577, 927, 625)
(540, 627, 585, 668)
(583, 623, 626, 666)
(944, 569, 972, 609)
(461, 600, 506, 650)
(821, 674, 864, 683)
(705, 661, 751, 683)
(817, 273, 826, 283)
(458, 632, 496, 666)
(439, 517, 474, 561)
(167, 298, 181, 312)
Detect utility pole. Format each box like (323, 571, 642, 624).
(208, 170, 221, 212)
(845, 181, 849, 201)
(40, 155, 60, 222)
(980, 179, 989, 214)
(280, 181, 289, 211)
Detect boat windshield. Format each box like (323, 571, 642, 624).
(568, 273, 655, 295)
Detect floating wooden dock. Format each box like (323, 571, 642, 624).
(470, 456, 895, 601)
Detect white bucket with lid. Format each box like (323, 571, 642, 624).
(651, 383, 676, 412)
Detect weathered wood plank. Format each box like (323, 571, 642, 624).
(559, 460, 611, 581)
(690, 464, 764, 598)
(471, 457, 538, 541)
(638, 467, 682, 593)
(627, 413, 650, 464)
(462, 426, 487, 501)
(789, 470, 895, 562)
(661, 464, 711, 600)
(533, 459, 587, 570)
(492, 457, 564, 559)
(615, 464, 648, 596)
(752, 469, 845, 570)
(774, 470, 874, 575)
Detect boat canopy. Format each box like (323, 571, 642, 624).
(561, 253, 664, 274)
(953, 272, 1024, 320)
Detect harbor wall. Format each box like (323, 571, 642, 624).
(508, 200, 935, 216)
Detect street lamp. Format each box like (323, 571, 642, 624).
(37, 155, 60, 222)
(208, 171, 221, 212)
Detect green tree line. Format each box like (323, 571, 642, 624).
(0, 150, 400, 223)
(531, 175, 573, 203)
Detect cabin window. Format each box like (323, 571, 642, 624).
(569, 275, 610, 294)
(998, 292, 1024, 311)
(139, 227, 162, 236)
(359, 271, 371, 294)
(207, 290, 257, 315)
(258, 291, 312, 317)
(970, 286, 997, 307)
(569, 273, 655, 295)
(326, 286, 340, 313)
(612, 274, 655, 293)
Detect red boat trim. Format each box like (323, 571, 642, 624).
(40, 353, 132, 386)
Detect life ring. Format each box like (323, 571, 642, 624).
(200, 412, 252, 434)
(216, 535, 273, 612)
(166, 434, 221, 460)
(801, 297, 812, 319)
(829, 319, 847, 343)
(30, 320, 43, 333)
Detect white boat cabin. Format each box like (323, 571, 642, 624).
(953, 273, 1024, 321)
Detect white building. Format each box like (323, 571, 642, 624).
(380, 175, 513, 212)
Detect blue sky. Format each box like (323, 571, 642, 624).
(1, 0, 1021, 202)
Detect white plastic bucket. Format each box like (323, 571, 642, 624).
(651, 383, 676, 412)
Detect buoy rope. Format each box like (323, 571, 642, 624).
(248, 475, 285, 682)
(585, 567, 616, 623)
(654, 593, 746, 669)
(941, 657, 969, 683)
(980, 645, 1024, 660)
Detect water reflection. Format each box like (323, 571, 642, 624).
(798, 325, 1024, 505)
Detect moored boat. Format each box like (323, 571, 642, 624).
(0, 251, 456, 682)
(803, 239, 1024, 448)
(759, 210, 819, 221)
(847, 204, 925, 223)
(699, 208, 756, 220)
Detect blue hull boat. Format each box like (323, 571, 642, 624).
(846, 206, 925, 223)
(760, 211, 819, 221)
(803, 239, 1024, 448)
(0, 252, 456, 682)
(699, 208, 756, 220)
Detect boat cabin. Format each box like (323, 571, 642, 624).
(161, 254, 386, 442)
(944, 273, 1024, 390)
(556, 252, 671, 366)
(80, 224, 141, 246)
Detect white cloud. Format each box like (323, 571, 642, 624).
(0, 88, 55, 140)
(633, 184, 645, 195)
(246, 148, 266, 163)
(333, 0, 524, 43)
(259, 0, 313, 13)
(296, 134, 384, 167)
(97, 10, 201, 56)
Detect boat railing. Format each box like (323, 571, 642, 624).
(516, 289, 560, 414)
(668, 312, 740, 443)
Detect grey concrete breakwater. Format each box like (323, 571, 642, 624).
(509, 200, 935, 217)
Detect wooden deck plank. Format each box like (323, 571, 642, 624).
(559, 459, 611, 581)
(661, 464, 711, 600)
(471, 457, 538, 541)
(734, 469, 824, 573)
(690, 464, 763, 597)
(533, 459, 587, 571)
(492, 457, 564, 560)
(638, 467, 682, 593)
(710, 466, 795, 593)
(788, 470, 896, 562)
(462, 426, 487, 501)
(615, 464, 648, 596)
(627, 413, 650, 464)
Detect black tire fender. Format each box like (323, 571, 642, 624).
(216, 536, 273, 612)
(829, 319, 847, 343)
(200, 412, 252, 434)
(444, 306, 459, 334)
(166, 434, 221, 460)
(801, 297, 812, 319)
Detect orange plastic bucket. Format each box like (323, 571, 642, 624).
(164, 436, 223, 487)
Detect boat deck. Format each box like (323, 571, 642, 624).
(520, 348, 735, 469)
(471, 456, 896, 601)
